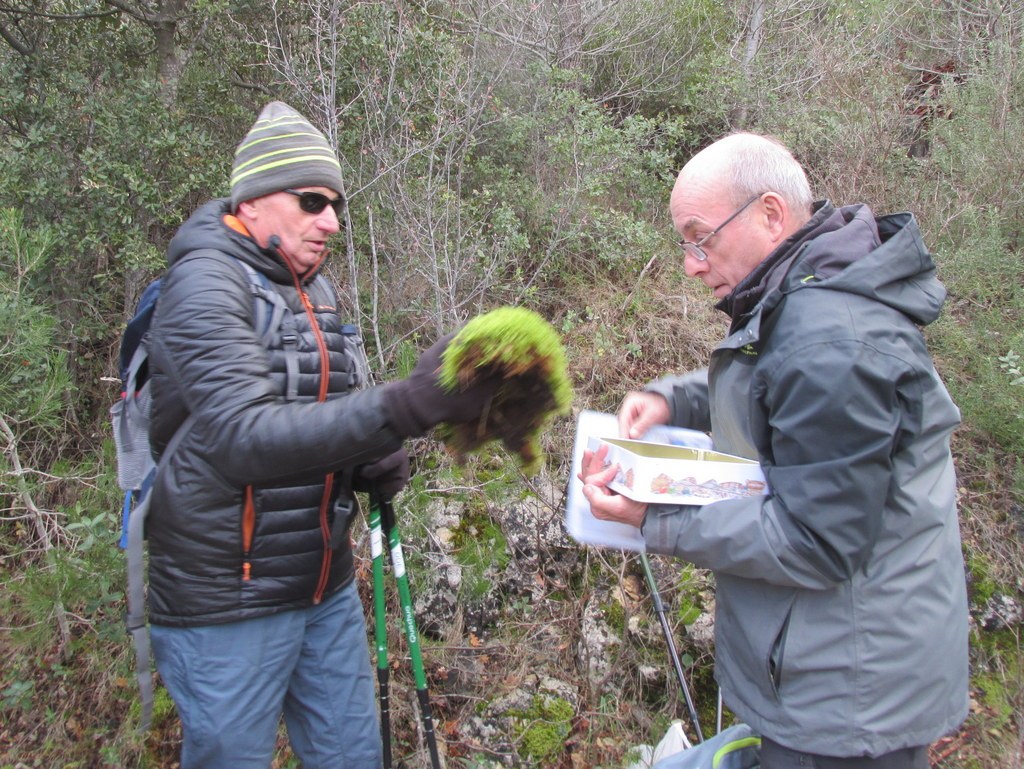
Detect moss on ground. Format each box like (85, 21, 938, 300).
(510, 694, 575, 765)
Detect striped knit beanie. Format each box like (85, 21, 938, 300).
(230, 101, 343, 212)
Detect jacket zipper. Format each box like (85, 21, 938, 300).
(298, 283, 335, 604)
(242, 485, 256, 580)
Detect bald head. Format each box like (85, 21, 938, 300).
(669, 133, 816, 298)
(674, 132, 814, 218)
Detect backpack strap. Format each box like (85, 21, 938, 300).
(235, 260, 287, 343)
(281, 313, 300, 401)
(125, 413, 196, 732)
(303, 274, 369, 390)
(232, 259, 301, 401)
(341, 323, 371, 389)
(113, 341, 156, 492)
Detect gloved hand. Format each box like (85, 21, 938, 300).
(382, 332, 501, 439)
(354, 447, 411, 502)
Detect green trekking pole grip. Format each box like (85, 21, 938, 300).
(378, 497, 443, 769)
(367, 500, 393, 769)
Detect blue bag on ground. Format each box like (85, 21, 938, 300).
(651, 723, 760, 769)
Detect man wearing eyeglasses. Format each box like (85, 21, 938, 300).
(581, 132, 968, 768)
(143, 101, 498, 768)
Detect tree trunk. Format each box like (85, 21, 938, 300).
(733, 0, 766, 128)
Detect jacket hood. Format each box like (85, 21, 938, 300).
(165, 198, 307, 284)
(786, 203, 946, 325)
(723, 201, 947, 327)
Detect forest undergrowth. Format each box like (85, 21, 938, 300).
(2, 0, 1024, 767)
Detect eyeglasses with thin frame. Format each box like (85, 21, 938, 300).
(678, 193, 762, 262)
(284, 189, 345, 218)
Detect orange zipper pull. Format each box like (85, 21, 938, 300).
(242, 485, 256, 581)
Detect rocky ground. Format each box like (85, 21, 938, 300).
(347, 464, 1024, 769)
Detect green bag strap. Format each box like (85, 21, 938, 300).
(712, 735, 761, 769)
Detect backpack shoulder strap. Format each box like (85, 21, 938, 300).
(304, 275, 372, 390)
(306, 272, 337, 305)
(125, 412, 196, 732)
(227, 258, 301, 401)
(233, 259, 289, 345)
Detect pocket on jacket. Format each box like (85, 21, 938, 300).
(716, 573, 796, 705)
(768, 607, 792, 697)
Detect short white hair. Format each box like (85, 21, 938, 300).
(684, 132, 814, 219)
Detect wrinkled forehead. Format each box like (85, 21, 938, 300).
(669, 171, 733, 232)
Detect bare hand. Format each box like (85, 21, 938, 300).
(617, 391, 671, 440)
(578, 442, 647, 529)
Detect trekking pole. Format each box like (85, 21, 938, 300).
(640, 551, 704, 743)
(372, 492, 443, 769)
(367, 503, 393, 769)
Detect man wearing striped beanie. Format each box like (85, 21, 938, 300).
(142, 101, 499, 768)
(229, 100, 346, 277)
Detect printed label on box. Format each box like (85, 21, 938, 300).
(565, 410, 768, 552)
(587, 436, 769, 505)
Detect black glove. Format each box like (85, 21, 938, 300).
(354, 447, 411, 502)
(382, 332, 501, 439)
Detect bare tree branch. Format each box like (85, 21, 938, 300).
(0, 18, 29, 54)
(0, 413, 72, 657)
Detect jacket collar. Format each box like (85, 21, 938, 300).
(716, 200, 839, 322)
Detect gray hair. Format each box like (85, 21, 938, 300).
(690, 132, 814, 219)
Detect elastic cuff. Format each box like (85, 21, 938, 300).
(380, 381, 422, 438)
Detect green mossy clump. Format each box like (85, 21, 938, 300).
(439, 306, 573, 474)
(511, 694, 575, 764)
(602, 600, 626, 633)
(965, 552, 1000, 605)
(451, 508, 511, 600)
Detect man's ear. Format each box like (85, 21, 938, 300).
(760, 192, 790, 244)
(236, 199, 258, 219)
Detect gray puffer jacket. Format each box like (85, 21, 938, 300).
(146, 199, 402, 626)
(643, 202, 968, 756)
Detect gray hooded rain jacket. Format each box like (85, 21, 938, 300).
(643, 201, 969, 757)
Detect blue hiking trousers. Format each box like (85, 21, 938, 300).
(151, 581, 381, 769)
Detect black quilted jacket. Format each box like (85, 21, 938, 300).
(146, 199, 402, 626)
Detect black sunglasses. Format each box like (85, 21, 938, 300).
(283, 189, 345, 217)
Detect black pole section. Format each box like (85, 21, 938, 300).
(640, 552, 704, 743)
(416, 687, 443, 769)
(378, 666, 392, 769)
